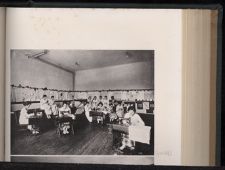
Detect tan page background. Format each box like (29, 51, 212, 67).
(5, 8, 182, 165)
(0, 7, 5, 161)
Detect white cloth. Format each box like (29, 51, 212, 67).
(48, 98, 55, 106)
(49, 90, 55, 98)
(129, 126, 151, 144)
(121, 91, 128, 101)
(48, 99, 58, 115)
(130, 114, 145, 126)
(76, 103, 85, 115)
(92, 99, 98, 109)
(59, 106, 75, 119)
(11, 87, 16, 102)
(37, 89, 44, 100)
(59, 106, 71, 114)
(40, 98, 52, 116)
(116, 105, 124, 118)
(54, 91, 59, 100)
(107, 91, 114, 100)
(85, 104, 92, 122)
(80, 92, 87, 99)
(144, 90, 152, 101)
(58, 92, 64, 100)
(114, 91, 121, 100)
(64, 92, 68, 100)
(127, 91, 136, 101)
(19, 108, 29, 125)
(68, 92, 74, 100)
(15, 87, 24, 101)
(29, 89, 36, 101)
(102, 99, 109, 108)
(51, 104, 58, 115)
(136, 91, 145, 101)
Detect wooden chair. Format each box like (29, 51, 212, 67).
(13, 110, 29, 133)
(111, 124, 129, 149)
(55, 117, 75, 136)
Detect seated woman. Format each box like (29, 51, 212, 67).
(123, 107, 145, 126)
(99, 95, 103, 104)
(91, 96, 98, 110)
(40, 95, 52, 119)
(59, 102, 75, 120)
(96, 102, 104, 124)
(109, 103, 117, 122)
(84, 102, 93, 123)
(48, 96, 58, 117)
(103, 96, 109, 109)
(119, 106, 145, 151)
(87, 96, 92, 104)
(116, 101, 124, 123)
(110, 96, 116, 112)
(69, 101, 76, 114)
(19, 102, 40, 134)
(75, 101, 85, 115)
(58, 102, 75, 134)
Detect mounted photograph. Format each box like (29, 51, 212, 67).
(10, 50, 154, 163)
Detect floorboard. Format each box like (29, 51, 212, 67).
(11, 114, 153, 155)
(12, 122, 114, 155)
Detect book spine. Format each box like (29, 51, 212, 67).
(0, 7, 6, 161)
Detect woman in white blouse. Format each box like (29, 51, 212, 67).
(119, 106, 145, 150)
(84, 102, 93, 123)
(48, 95, 58, 116)
(19, 102, 38, 134)
(40, 95, 52, 119)
(59, 102, 75, 120)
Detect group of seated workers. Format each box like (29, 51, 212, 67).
(19, 94, 147, 148)
(85, 95, 144, 124)
(84, 95, 146, 151)
(40, 94, 78, 120)
(19, 95, 80, 135)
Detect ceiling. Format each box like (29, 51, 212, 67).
(19, 50, 154, 73)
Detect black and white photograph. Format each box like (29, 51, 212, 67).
(10, 50, 154, 163)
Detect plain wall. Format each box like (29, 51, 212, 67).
(11, 50, 74, 91)
(74, 62, 154, 91)
(11, 50, 74, 111)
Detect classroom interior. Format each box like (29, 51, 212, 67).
(10, 50, 154, 156)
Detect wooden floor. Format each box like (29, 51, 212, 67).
(11, 115, 115, 155)
(11, 114, 154, 156)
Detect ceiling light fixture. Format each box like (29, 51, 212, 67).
(27, 50, 48, 59)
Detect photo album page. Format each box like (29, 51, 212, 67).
(2, 7, 218, 166)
